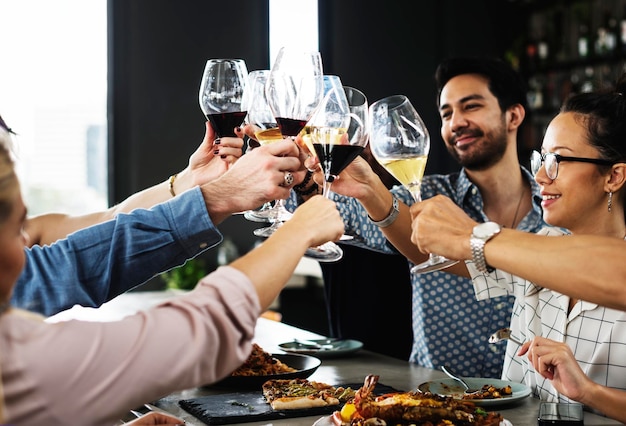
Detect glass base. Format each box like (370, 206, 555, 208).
(244, 209, 272, 223)
(253, 221, 282, 238)
(304, 241, 343, 262)
(410, 256, 458, 274)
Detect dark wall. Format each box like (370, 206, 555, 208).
(108, 0, 270, 204)
(318, 0, 524, 175)
(108, 0, 527, 260)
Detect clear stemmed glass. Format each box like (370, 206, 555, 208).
(198, 58, 249, 137)
(369, 95, 458, 274)
(253, 47, 324, 238)
(241, 69, 282, 223)
(302, 75, 355, 262)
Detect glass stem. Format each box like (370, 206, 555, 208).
(323, 180, 333, 198)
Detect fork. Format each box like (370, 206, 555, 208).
(441, 365, 481, 394)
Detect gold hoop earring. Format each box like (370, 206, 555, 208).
(608, 191, 613, 213)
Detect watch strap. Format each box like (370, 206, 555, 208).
(369, 195, 399, 228)
(470, 237, 493, 273)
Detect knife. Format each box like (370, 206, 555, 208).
(144, 403, 186, 424)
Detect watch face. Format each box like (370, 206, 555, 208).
(474, 221, 501, 238)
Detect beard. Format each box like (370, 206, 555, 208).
(445, 118, 508, 171)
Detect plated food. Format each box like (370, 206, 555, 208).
(463, 384, 512, 400)
(330, 374, 504, 426)
(211, 343, 321, 389)
(231, 343, 297, 376)
(417, 378, 531, 407)
(262, 378, 356, 410)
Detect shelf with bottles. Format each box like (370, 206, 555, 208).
(526, 60, 626, 115)
(517, 0, 626, 75)
(511, 0, 626, 153)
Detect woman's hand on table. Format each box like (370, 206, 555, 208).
(125, 411, 185, 425)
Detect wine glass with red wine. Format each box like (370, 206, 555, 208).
(198, 58, 249, 137)
(253, 47, 324, 238)
(303, 77, 368, 262)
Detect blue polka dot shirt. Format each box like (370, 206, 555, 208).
(327, 166, 545, 378)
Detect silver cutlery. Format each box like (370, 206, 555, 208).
(441, 365, 481, 394)
(488, 328, 524, 346)
(292, 338, 340, 350)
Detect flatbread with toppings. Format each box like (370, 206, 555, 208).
(262, 378, 356, 410)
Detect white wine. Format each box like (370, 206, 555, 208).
(310, 126, 348, 145)
(255, 127, 284, 145)
(379, 156, 427, 195)
(299, 126, 316, 157)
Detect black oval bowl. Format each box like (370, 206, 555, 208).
(209, 353, 322, 390)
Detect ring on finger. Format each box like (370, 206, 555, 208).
(281, 171, 294, 187)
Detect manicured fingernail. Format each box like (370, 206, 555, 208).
(214, 139, 221, 145)
(220, 155, 226, 159)
(213, 150, 220, 155)
(235, 127, 241, 132)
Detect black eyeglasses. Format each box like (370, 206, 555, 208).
(530, 150, 614, 180)
(0, 115, 16, 135)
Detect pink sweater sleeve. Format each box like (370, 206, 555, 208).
(2, 266, 261, 426)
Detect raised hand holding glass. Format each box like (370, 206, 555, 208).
(369, 95, 458, 274)
(254, 47, 324, 238)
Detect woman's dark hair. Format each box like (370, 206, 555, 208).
(562, 73, 626, 215)
(561, 73, 626, 165)
(434, 56, 528, 113)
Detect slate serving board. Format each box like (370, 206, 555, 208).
(179, 383, 400, 425)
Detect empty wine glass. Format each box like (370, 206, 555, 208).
(198, 58, 248, 137)
(254, 47, 324, 238)
(344, 86, 369, 148)
(369, 95, 458, 274)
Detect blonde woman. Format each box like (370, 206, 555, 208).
(0, 124, 344, 425)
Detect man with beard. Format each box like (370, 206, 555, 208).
(293, 56, 545, 378)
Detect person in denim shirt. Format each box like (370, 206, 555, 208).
(292, 57, 546, 378)
(1, 118, 305, 317)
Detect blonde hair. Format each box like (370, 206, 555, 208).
(0, 127, 17, 423)
(0, 128, 18, 224)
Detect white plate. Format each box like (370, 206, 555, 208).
(313, 415, 512, 425)
(278, 339, 363, 358)
(417, 378, 531, 407)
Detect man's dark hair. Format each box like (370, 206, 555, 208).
(435, 56, 528, 113)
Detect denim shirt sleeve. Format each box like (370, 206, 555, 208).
(13, 187, 223, 316)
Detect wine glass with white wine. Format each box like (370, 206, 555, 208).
(241, 69, 283, 223)
(369, 95, 458, 274)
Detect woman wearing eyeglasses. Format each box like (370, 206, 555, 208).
(409, 75, 626, 422)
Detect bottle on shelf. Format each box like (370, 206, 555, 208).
(578, 24, 590, 59)
(596, 11, 618, 57)
(621, 5, 626, 54)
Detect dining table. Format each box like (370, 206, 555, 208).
(49, 290, 623, 426)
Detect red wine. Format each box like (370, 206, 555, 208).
(313, 144, 364, 182)
(206, 111, 247, 137)
(276, 117, 308, 137)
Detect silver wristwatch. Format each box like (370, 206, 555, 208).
(369, 195, 399, 228)
(470, 221, 501, 273)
